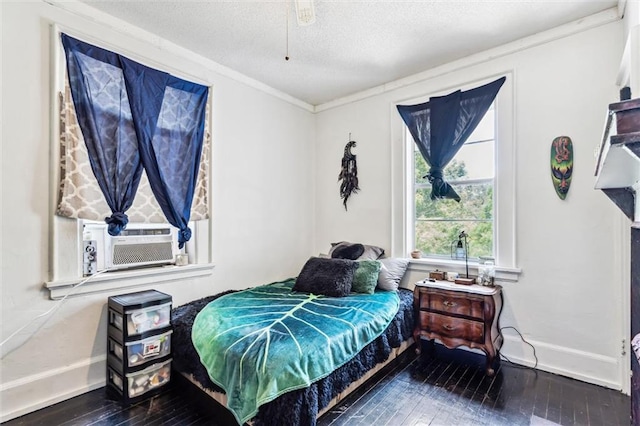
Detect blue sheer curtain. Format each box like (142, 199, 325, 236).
(61, 34, 209, 247)
(122, 59, 208, 248)
(61, 34, 143, 236)
(397, 77, 505, 201)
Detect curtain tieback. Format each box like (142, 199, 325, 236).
(424, 168, 443, 184)
(178, 227, 192, 249)
(105, 212, 129, 236)
(424, 168, 459, 201)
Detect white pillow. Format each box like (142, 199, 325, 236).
(377, 258, 409, 291)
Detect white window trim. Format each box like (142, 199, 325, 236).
(45, 261, 215, 300)
(46, 24, 214, 299)
(390, 71, 520, 283)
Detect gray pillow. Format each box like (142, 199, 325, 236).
(293, 257, 357, 297)
(377, 258, 410, 291)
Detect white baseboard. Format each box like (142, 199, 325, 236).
(501, 334, 624, 392)
(0, 355, 107, 423)
(0, 334, 627, 422)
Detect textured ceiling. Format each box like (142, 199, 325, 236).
(77, 0, 618, 106)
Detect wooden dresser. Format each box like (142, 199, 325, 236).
(413, 280, 503, 376)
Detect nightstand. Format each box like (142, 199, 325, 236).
(413, 280, 503, 376)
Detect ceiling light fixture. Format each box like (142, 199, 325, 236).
(285, 0, 315, 61)
(295, 0, 315, 26)
(285, 1, 290, 60)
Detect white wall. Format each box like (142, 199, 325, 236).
(314, 20, 626, 389)
(622, 0, 640, 97)
(624, 0, 640, 37)
(0, 1, 315, 421)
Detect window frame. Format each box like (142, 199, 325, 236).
(391, 73, 520, 282)
(46, 24, 215, 299)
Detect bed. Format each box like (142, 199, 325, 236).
(171, 256, 414, 426)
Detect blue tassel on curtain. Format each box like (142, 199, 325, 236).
(397, 76, 506, 202)
(61, 34, 209, 248)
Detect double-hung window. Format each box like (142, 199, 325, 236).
(412, 105, 495, 260)
(399, 74, 519, 281)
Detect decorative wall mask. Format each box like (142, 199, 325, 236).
(338, 138, 359, 210)
(550, 136, 573, 200)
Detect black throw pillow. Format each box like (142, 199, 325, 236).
(329, 242, 365, 260)
(293, 257, 357, 297)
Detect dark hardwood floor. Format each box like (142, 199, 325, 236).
(3, 344, 630, 426)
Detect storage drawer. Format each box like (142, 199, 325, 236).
(419, 312, 484, 343)
(420, 290, 483, 319)
(109, 330, 172, 368)
(108, 359, 172, 399)
(109, 302, 171, 336)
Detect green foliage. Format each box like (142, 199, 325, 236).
(414, 153, 468, 182)
(415, 219, 493, 259)
(413, 152, 493, 259)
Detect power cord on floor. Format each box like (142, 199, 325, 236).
(499, 325, 538, 370)
(0, 270, 109, 358)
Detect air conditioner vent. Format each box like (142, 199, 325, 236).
(112, 242, 174, 266)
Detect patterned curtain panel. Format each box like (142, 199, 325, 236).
(56, 73, 211, 224)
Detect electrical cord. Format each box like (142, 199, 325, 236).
(0, 270, 109, 357)
(499, 325, 539, 370)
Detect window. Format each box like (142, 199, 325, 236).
(394, 74, 519, 281)
(46, 26, 214, 299)
(412, 105, 495, 260)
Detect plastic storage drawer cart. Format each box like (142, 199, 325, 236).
(107, 289, 173, 403)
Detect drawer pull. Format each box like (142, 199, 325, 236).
(443, 300, 457, 308)
(443, 324, 455, 331)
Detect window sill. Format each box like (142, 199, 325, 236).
(44, 263, 215, 300)
(408, 258, 521, 283)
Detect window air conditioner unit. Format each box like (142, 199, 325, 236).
(82, 222, 179, 275)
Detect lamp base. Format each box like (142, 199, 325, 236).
(454, 278, 476, 285)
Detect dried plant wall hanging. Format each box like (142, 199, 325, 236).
(338, 137, 359, 210)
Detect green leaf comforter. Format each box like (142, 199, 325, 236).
(192, 279, 400, 424)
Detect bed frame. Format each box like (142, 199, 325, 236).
(171, 286, 415, 425)
(177, 338, 414, 423)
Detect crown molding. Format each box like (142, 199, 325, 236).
(315, 7, 621, 113)
(41, 1, 620, 114)
(42, 0, 315, 113)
